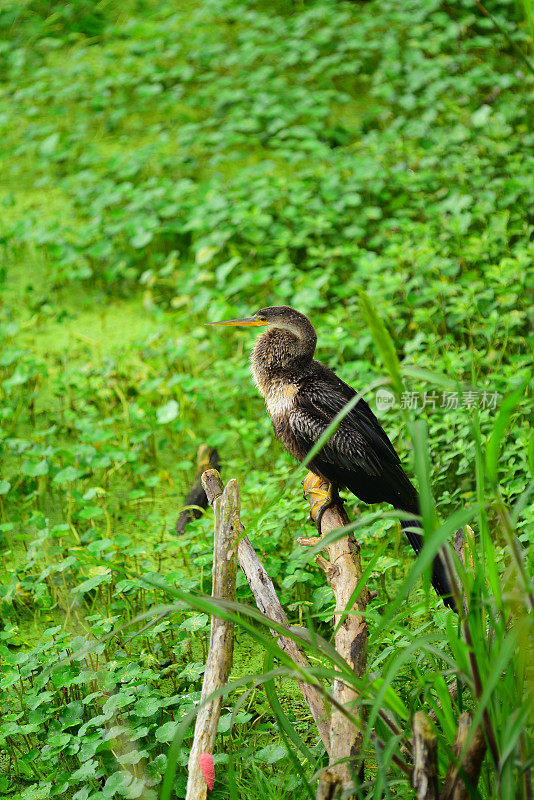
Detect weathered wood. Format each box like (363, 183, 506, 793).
(202, 468, 331, 750)
(202, 468, 225, 506)
(316, 770, 343, 800)
(185, 473, 238, 800)
(450, 524, 474, 616)
(237, 534, 331, 751)
(176, 445, 220, 534)
(299, 472, 370, 799)
(440, 713, 486, 800)
(412, 711, 438, 800)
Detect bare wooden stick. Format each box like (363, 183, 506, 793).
(450, 524, 475, 616)
(237, 534, 331, 750)
(202, 468, 331, 751)
(412, 712, 438, 800)
(201, 469, 225, 506)
(299, 473, 370, 798)
(185, 472, 238, 800)
(439, 713, 486, 800)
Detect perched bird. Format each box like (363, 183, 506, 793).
(210, 305, 455, 609)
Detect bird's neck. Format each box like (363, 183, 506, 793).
(250, 328, 315, 396)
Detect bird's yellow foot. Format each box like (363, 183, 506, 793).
(302, 473, 342, 531)
(313, 484, 336, 532)
(307, 485, 334, 533)
(303, 472, 324, 497)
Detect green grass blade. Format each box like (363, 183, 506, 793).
(400, 365, 468, 392)
(263, 651, 317, 767)
(409, 419, 438, 532)
(528, 429, 534, 479)
(159, 667, 311, 800)
(263, 652, 317, 797)
(375, 505, 477, 638)
(358, 289, 403, 395)
(486, 378, 529, 485)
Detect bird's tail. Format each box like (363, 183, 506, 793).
(400, 516, 457, 611)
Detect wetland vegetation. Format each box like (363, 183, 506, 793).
(0, 0, 533, 797)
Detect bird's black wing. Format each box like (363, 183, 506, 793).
(290, 388, 381, 475)
(312, 362, 403, 463)
(290, 371, 418, 511)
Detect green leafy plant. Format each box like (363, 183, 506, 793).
(0, 0, 532, 796)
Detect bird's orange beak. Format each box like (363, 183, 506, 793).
(208, 316, 267, 327)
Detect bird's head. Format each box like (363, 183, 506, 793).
(208, 305, 314, 338)
(209, 306, 317, 372)
(209, 306, 317, 371)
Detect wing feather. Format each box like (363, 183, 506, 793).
(290, 384, 385, 477)
(289, 372, 417, 510)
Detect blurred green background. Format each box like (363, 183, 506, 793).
(0, 0, 532, 798)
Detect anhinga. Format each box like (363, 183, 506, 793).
(210, 305, 455, 609)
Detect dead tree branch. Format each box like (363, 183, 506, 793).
(439, 713, 486, 800)
(202, 468, 331, 751)
(185, 471, 237, 800)
(299, 472, 370, 799)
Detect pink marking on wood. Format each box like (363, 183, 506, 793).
(199, 752, 215, 791)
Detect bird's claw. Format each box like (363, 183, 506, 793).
(303, 474, 343, 532)
(310, 486, 334, 532)
(303, 472, 322, 497)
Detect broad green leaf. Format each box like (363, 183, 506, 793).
(53, 466, 83, 484)
(132, 696, 162, 717)
(255, 744, 287, 763)
(179, 613, 208, 632)
(21, 459, 49, 477)
(155, 720, 180, 742)
(156, 400, 179, 424)
(130, 230, 153, 249)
